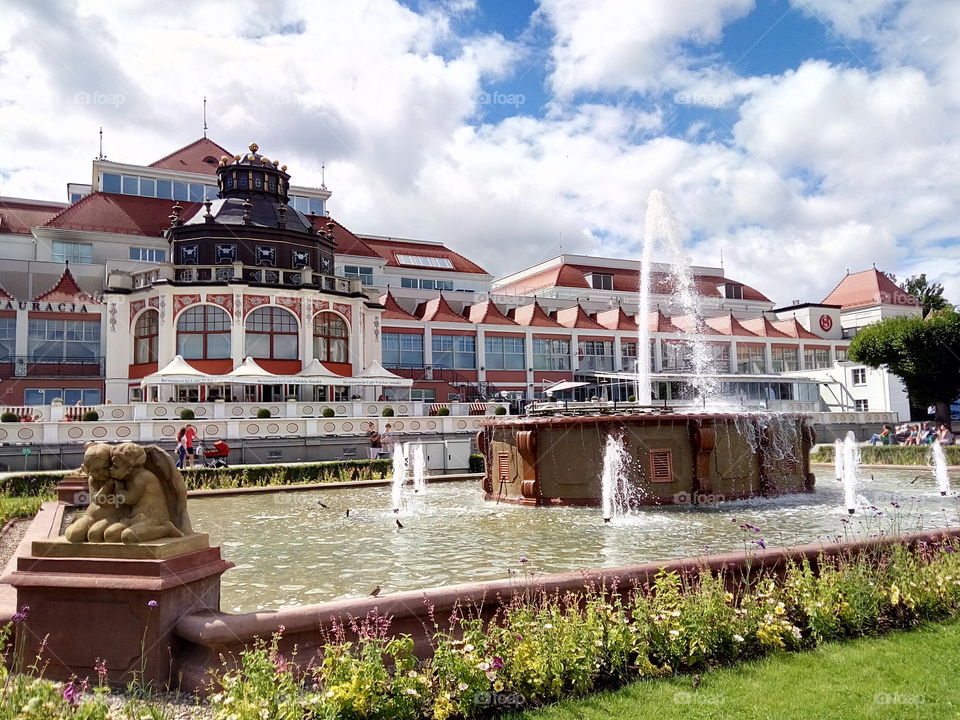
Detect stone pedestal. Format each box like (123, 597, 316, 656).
(55, 473, 89, 505)
(4, 534, 233, 687)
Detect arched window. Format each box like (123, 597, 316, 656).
(177, 306, 230, 359)
(133, 310, 159, 364)
(246, 307, 298, 360)
(313, 312, 348, 363)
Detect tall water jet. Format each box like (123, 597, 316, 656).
(932, 442, 951, 496)
(634, 193, 656, 404)
(600, 434, 630, 523)
(834, 438, 844, 481)
(842, 430, 859, 514)
(391, 444, 407, 513)
(412, 444, 427, 494)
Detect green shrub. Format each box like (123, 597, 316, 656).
(0, 412, 19, 423)
(468, 453, 485, 473)
(494, 405, 507, 415)
(628, 394, 637, 402)
(179, 408, 195, 420)
(437, 407, 450, 416)
(81, 410, 99, 422)
(322, 407, 336, 418)
(256, 408, 272, 419)
(180, 459, 394, 490)
(811, 443, 960, 466)
(382, 406, 395, 417)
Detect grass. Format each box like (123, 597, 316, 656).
(0, 494, 51, 525)
(512, 619, 960, 720)
(811, 443, 960, 466)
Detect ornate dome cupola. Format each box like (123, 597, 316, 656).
(166, 143, 338, 287)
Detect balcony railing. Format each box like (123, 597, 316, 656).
(132, 265, 352, 293)
(0, 356, 105, 379)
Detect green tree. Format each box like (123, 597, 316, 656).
(849, 310, 960, 426)
(900, 273, 948, 318)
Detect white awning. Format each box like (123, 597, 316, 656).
(140, 355, 213, 385)
(544, 380, 589, 393)
(223, 357, 279, 383)
(350, 360, 413, 387)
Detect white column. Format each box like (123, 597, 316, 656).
(729, 340, 738, 374)
(476, 327, 486, 382)
(525, 330, 535, 398)
(570, 332, 579, 373)
(14, 307, 28, 358)
(613, 335, 623, 371)
(423, 326, 433, 366)
(764, 340, 773, 375)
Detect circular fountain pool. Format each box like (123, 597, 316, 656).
(190, 468, 958, 613)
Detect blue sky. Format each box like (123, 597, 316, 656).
(1, 0, 958, 305)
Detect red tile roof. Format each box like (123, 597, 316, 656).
(705, 313, 758, 337)
(0, 284, 14, 301)
(496, 264, 590, 295)
(645, 310, 682, 333)
(509, 301, 563, 327)
(33, 266, 99, 304)
(0, 199, 66, 235)
(466, 299, 516, 325)
(417, 294, 471, 323)
(771, 318, 822, 339)
(670, 314, 711, 335)
(149, 138, 233, 175)
(555, 304, 605, 330)
(314, 217, 380, 258)
(378, 290, 418, 321)
(821, 269, 919, 309)
(740, 317, 791, 338)
(43, 192, 201, 237)
(359, 236, 488, 275)
(594, 307, 638, 331)
(696, 275, 770, 302)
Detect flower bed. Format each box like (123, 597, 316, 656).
(205, 536, 960, 719)
(811, 444, 960, 466)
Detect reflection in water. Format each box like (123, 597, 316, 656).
(191, 469, 959, 613)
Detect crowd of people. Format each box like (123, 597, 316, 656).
(871, 421, 955, 446)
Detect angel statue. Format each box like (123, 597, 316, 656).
(65, 442, 192, 544)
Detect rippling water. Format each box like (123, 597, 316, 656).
(189, 468, 959, 613)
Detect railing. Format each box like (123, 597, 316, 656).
(0, 356, 104, 379)
(132, 265, 353, 293)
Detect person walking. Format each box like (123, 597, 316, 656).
(366, 426, 382, 459)
(175, 427, 187, 469)
(184, 424, 198, 468)
(381, 423, 397, 457)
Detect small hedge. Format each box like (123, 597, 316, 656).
(0, 412, 19, 423)
(256, 408, 272, 419)
(182, 459, 394, 490)
(811, 444, 960, 466)
(437, 407, 450, 416)
(493, 406, 507, 415)
(468, 453, 485, 473)
(381, 406, 395, 417)
(179, 409, 195, 420)
(322, 407, 336, 418)
(81, 410, 99, 422)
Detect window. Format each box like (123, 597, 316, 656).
(28, 319, 100, 360)
(313, 312, 348, 363)
(343, 266, 374, 284)
(709, 343, 730, 368)
(589, 273, 613, 290)
(803, 346, 831, 370)
(395, 254, 455, 269)
(173, 181, 189, 201)
(24, 388, 100, 405)
(121, 175, 139, 195)
(51, 240, 93, 264)
(724, 283, 743, 300)
(736, 344, 765, 374)
(0, 317, 14, 358)
(246, 307, 298, 360)
(855, 399, 869, 412)
(835, 347, 848, 362)
(772, 346, 799, 373)
(177, 305, 230, 359)
(663, 341, 695, 372)
(433, 334, 475, 370)
(533, 338, 571, 371)
(157, 179, 172, 199)
(101, 173, 121, 193)
(620, 340, 637, 372)
(400, 278, 417, 289)
(578, 340, 613, 371)
(382, 333, 423, 367)
(485, 336, 525, 370)
(410, 388, 436, 402)
(139, 177, 156, 198)
(133, 311, 159, 364)
(129, 247, 166, 263)
(188, 183, 205, 202)
(308, 198, 325, 215)
(852, 368, 867, 385)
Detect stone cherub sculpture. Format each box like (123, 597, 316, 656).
(65, 442, 192, 544)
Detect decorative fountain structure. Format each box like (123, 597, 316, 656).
(480, 190, 816, 507)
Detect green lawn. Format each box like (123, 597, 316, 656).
(512, 620, 960, 720)
(0, 494, 50, 526)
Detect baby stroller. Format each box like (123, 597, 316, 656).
(196, 439, 230, 468)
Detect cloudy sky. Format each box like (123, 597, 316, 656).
(1, 0, 958, 305)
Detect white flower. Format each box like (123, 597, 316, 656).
(733, 634, 744, 642)
(669, 630, 680, 637)
(457, 682, 469, 691)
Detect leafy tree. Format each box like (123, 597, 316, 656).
(900, 273, 948, 317)
(848, 310, 960, 426)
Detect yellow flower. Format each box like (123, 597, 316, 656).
(890, 584, 901, 606)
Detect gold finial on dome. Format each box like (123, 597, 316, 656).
(280, 164, 287, 171)
(272, 160, 279, 166)
(249, 142, 259, 152)
(261, 157, 270, 163)
(234, 154, 241, 161)
(247, 154, 255, 161)
(221, 155, 230, 163)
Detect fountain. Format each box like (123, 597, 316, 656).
(834, 438, 844, 481)
(932, 442, 951, 496)
(841, 430, 859, 514)
(480, 190, 815, 507)
(411, 444, 427, 494)
(600, 434, 631, 522)
(390, 444, 407, 513)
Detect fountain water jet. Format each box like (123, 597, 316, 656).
(412, 444, 427, 494)
(932, 442, 951, 496)
(841, 431, 859, 514)
(600, 434, 630, 523)
(391, 444, 407, 513)
(834, 438, 844, 482)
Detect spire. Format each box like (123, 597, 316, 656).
(202, 96, 208, 139)
(97, 127, 105, 160)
